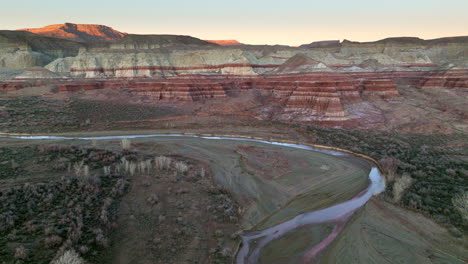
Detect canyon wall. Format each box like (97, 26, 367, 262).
(1, 30, 467, 124)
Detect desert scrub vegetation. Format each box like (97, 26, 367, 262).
(307, 125, 468, 234)
(0, 170, 129, 263)
(120, 138, 131, 150)
(0, 96, 81, 133)
(0, 144, 135, 264)
(393, 173, 413, 202)
(71, 99, 188, 124)
(117, 155, 191, 180)
(95, 154, 238, 264)
(452, 192, 468, 223)
(0, 146, 38, 179)
(52, 250, 86, 264)
(207, 188, 241, 224)
(0, 97, 188, 134)
(174, 161, 189, 175)
(1, 141, 231, 263)
(154, 155, 172, 170)
(37, 144, 133, 169)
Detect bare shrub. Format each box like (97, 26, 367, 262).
(120, 157, 130, 172)
(121, 138, 131, 150)
(52, 249, 85, 264)
(144, 159, 152, 173)
(38, 144, 73, 153)
(120, 157, 136, 175)
(11, 159, 18, 170)
(100, 208, 109, 224)
(174, 161, 188, 175)
(379, 156, 399, 183)
(73, 161, 84, 177)
(94, 229, 109, 247)
(114, 165, 120, 174)
(14, 246, 27, 259)
(53, 157, 69, 170)
(111, 179, 128, 196)
(118, 158, 136, 176)
(103, 166, 111, 176)
(146, 194, 160, 205)
(452, 192, 468, 222)
(128, 162, 136, 176)
(446, 168, 457, 176)
(393, 173, 413, 202)
(45, 235, 63, 248)
(138, 160, 151, 174)
(154, 156, 172, 170)
(83, 165, 89, 178)
(79, 246, 89, 254)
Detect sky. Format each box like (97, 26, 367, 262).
(1, 0, 467, 46)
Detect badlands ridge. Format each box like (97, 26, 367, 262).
(1, 23, 467, 128)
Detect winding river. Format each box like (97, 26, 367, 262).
(1, 133, 385, 263)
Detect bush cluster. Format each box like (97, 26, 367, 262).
(308, 125, 468, 234)
(0, 147, 130, 264)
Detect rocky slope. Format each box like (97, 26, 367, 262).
(299, 40, 340, 48)
(0, 24, 467, 128)
(42, 36, 468, 77)
(0, 30, 84, 68)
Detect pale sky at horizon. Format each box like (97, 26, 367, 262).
(1, 0, 467, 46)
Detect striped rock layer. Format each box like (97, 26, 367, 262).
(3, 69, 467, 121)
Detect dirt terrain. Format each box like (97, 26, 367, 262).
(321, 198, 467, 264)
(100, 155, 240, 264)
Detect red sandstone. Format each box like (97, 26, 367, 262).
(2, 69, 466, 121)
